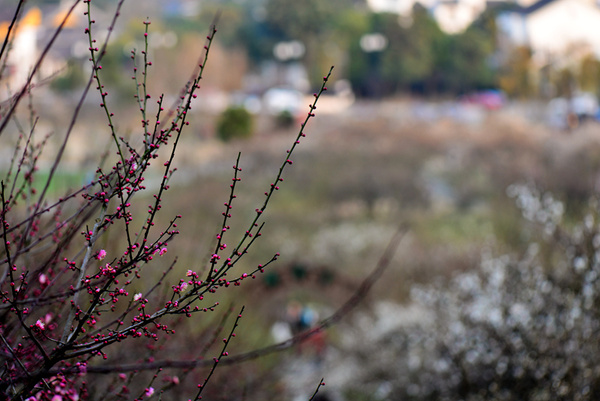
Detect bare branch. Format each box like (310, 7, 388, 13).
(60, 226, 407, 374)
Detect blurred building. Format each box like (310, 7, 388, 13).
(498, 0, 600, 66)
(0, 1, 113, 98)
(366, 0, 489, 33)
(367, 0, 438, 15)
(368, 0, 600, 44)
(0, 7, 41, 94)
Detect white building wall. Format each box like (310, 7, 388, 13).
(433, 1, 487, 33)
(526, 0, 600, 61)
(8, 24, 38, 91)
(367, 0, 438, 16)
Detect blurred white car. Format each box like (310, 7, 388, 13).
(262, 88, 303, 115)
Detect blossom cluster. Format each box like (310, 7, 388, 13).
(0, 1, 333, 399)
(342, 186, 600, 400)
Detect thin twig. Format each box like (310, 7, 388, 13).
(0, 0, 82, 137)
(61, 226, 407, 374)
(308, 378, 326, 401)
(0, 0, 25, 83)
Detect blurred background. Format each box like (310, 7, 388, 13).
(3, 0, 600, 399)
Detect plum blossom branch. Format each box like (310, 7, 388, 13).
(57, 226, 406, 374)
(309, 378, 326, 401)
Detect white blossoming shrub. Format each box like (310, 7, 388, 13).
(344, 185, 600, 400)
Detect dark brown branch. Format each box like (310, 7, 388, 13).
(309, 378, 326, 401)
(0, 0, 26, 82)
(63, 225, 407, 375)
(0, 0, 81, 137)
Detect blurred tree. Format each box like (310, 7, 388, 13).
(216, 106, 254, 142)
(95, 42, 127, 90)
(469, 7, 499, 36)
(197, 3, 247, 48)
(578, 54, 600, 96)
(162, 0, 500, 97)
(430, 26, 496, 94)
(386, 6, 442, 94)
(163, 2, 248, 51)
(330, 9, 370, 85)
(554, 67, 576, 98)
(401, 4, 445, 93)
(234, 3, 281, 65)
(348, 5, 496, 97)
(50, 59, 85, 93)
(348, 13, 396, 97)
(262, 0, 367, 84)
(265, 0, 334, 40)
(498, 46, 534, 98)
(275, 110, 295, 128)
(348, 7, 442, 97)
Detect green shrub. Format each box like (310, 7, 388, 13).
(275, 109, 295, 128)
(50, 60, 85, 93)
(216, 106, 254, 141)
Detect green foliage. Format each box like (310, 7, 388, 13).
(266, 0, 359, 82)
(380, 10, 441, 94)
(265, 0, 334, 40)
(554, 67, 576, 98)
(263, 271, 281, 287)
(430, 26, 496, 93)
(197, 3, 247, 47)
(348, 6, 496, 97)
(348, 11, 432, 96)
(498, 46, 534, 97)
(263, 0, 365, 41)
(578, 54, 600, 96)
(183, 0, 503, 97)
(275, 110, 295, 128)
(50, 60, 85, 93)
(291, 263, 308, 280)
(318, 268, 335, 285)
(216, 106, 254, 142)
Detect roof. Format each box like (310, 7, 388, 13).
(501, 0, 600, 16)
(0, 7, 41, 39)
(0, 4, 21, 23)
(494, 0, 558, 14)
(522, 0, 558, 14)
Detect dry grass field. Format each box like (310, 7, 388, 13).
(9, 94, 600, 398)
